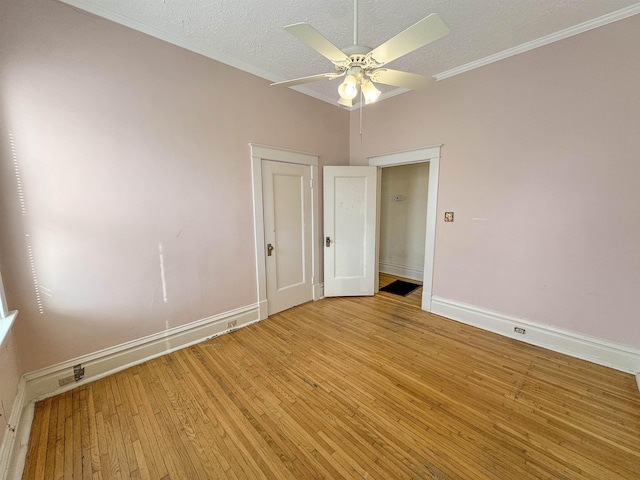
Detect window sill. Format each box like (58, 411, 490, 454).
(0, 310, 18, 347)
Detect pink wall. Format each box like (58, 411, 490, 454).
(1, 2, 638, 433)
(0, 0, 349, 377)
(350, 15, 640, 348)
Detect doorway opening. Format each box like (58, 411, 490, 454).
(379, 162, 429, 278)
(251, 144, 440, 317)
(369, 145, 441, 312)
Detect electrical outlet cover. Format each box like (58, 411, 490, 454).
(59, 376, 74, 387)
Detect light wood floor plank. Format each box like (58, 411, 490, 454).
(22, 276, 640, 479)
(23, 398, 47, 480)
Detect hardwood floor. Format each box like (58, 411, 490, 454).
(378, 273, 423, 308)
(22, 287, 640, 479)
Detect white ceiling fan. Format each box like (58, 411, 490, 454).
(271, 0, 450, 107)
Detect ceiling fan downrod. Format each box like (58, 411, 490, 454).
(353, 0, 358, 46)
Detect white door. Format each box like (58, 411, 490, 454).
(324, 166, 378, 296)
(262, 160, 313, 314)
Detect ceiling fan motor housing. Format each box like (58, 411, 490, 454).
(333, 50, 383, 77)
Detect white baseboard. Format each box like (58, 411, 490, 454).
(379, 262, 423, 282)
(23, 304, 260, 402)
(431, 296, 640, 375)
(258, 300, 268, 321)
(1, 303, 261, 480)
(0, 378, 27, 480)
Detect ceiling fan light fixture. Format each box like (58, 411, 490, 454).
(338, 74, 359, 100)
(361, 80, 381, 104)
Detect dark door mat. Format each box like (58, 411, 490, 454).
(380, 280, 421, 296)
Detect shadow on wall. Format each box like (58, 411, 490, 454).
(0, 117, 257, 372)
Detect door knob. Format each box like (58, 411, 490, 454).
(267, 243, 274, 256)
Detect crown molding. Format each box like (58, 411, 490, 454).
(59, 1, 640, 105)
(435, 4, 640, 81)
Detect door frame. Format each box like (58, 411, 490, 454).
(250, 144, 321, 320)
(368, 145, 441, 312)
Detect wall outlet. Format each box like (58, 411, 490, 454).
(227, 320, 237, 329)
(58, 376, 74, 387)
(514, 327, 526, 334)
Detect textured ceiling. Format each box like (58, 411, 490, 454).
(60, 0, 640, 105)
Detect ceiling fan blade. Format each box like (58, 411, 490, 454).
(285, 23, 351, 65)
(368, 69, 434, 91)
(271, 73, 340, 88)
(368, 14, 449, 65)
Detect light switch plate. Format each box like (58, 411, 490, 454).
(444, 212, 454, 222)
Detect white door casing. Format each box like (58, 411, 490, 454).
(262, 160, 312, 315)
(250, 144, 320, 321)
(369, 145, 441, 312)
(324, 166, 378, 297)
(251, 145, 439, 314)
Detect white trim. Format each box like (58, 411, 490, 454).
(313, 282, 324, 301)
(250, 144, 320, 317)
(636, 374, 640, 394)
(379, 262, 423, 282)
(435, 5, 640, 82)
(431, 296, 640, 374)
(257, 299, 269, 321)
(375, 171, 382, 293)
(0, 271, 8, 318)
(59, 2, 640, 106)
(369, 145, 442, 167)
(422, 157, 439, 312)
(251, 155, 269, 317)
(0, 379, 26, 480)
(368, 146, 441, 312)
(0, 311, 17, 348)
(0, 303, 260, 480)
(249, 144, 319, 167)
(310, 165, 321, 306)
(24, 304, 260, 402)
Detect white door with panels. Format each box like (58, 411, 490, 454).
(262, 160, 313, 314)
(323, 166, 378, 297)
